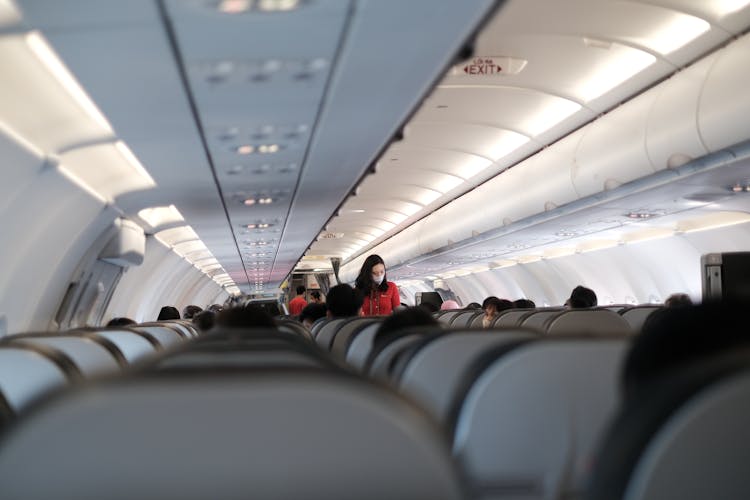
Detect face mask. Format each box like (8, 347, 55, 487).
(372, 274, 385, 285)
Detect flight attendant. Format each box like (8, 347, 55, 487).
(355, 254, 400, 316)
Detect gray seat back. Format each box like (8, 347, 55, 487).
(450, 311, 481, 327)
(0, 346, 71, 413)
(623, 369, 750, 500)
(492, 309, 531, 327)
(330, 317, 379, 360)
(0, 373, 468, 500)
(346, 322, 382, 371)
(620, 306, 661, 333)
(546, 309, 633, 336)
(438, 310, 462, 325)
(367, 334, 424, 381)
(520, 310, 562, 331)
(131, 325, 184, 348)
(82, 330, 157, 364)
(399, 330, 536, 422)
(315, 318, 347, 350)
(11, 337, 122, 376)
(453, 338, 628, 499)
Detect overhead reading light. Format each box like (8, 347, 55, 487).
(155, 226, 200, 247)
(58, 140, 156, 202)
(236, 145, 255, 155)
(625, 211, 663, 219)
(138, 205, 184, 230)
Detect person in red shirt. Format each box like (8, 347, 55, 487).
(288, 285, 308, 316)
(354, 254, 400, 316)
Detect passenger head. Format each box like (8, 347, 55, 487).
(567, 285, 597, 308)
(192, 310, 215, 332)
(514, 298, 536, 309)
(106, 317, 136, 327)
(216, 304, 276, 329)
(296, 285, 306, 296)
(465, 302, 482, 310)
(482, 297, 514, 327)
(372, 306, 440, 355)
(664, 293, 693, 308)
(207, 304, 224, 313)
(326, 284, 363, 318)
(440, 299, 461, 310)
(182, 305, 203, 320)
(355, 254, 388, 292)
(622, 302, 750, 400)
(157, 306, 180, 321)
(299, 303, 327, 329)
(310, 290, 322, 303)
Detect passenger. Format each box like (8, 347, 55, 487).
(157, 306, 180, 320)
(465, 302, 482, 310)
(310, 290, 324, 304)
(664, 293, 693, 307)
(326, 283, 364, 318)
(192, 310, 215, 332)
(369, 306, 440, 367)
(106, 317, 136, 327)
(440, 299, 461, 310)
(299, 302, 327, 329)
(482, 296, 514, 327)
(566, 285, 598, 308)
(216, 304, 276, 329)
(288, 285, 308, 316)
(182, 304, 202, 320)
(622, 302, 750, 401)
(207, 303, 224, 313)
(354, 254, 400, 316)
(513, 298, 536, 308)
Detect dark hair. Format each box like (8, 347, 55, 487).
(216, 304, 276, 329)
(481, 296, 499, 309)
(484, 297, 513, 313)
(568, 285, 597, 308)
(207, 304, 224, 313)
(513, 298, 536, 308)
(296, 285, 306, 295)
(326, 284, 363, 317)
(664, 293, 692, 308)
(355, 254, 388, 293)
(465, 302, 482, 310)
(192, 310, 215, 332)
(106, 317, 136, 327)
(182, 305, 203, 319)
(310, 291, 321, 300)
(622, 302, 750, 400)
(157, 306, 180, 321)
(299, 303, 327, 324)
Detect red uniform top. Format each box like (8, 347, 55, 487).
(289, 296, 308, 316)
(360, 281, 400, 316)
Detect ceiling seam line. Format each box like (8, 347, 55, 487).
(155, 0, 251, 290)
(274, 0, 357, 284)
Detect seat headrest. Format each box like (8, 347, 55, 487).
(0, 372, 467, 500)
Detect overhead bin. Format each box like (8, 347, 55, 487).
(340, 33, 750, 282)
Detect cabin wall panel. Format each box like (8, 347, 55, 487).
(0, 167, 110, 333)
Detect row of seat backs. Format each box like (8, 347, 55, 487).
(438, 305, 661, 333)
(586, 350, 750, 500)
(0, 321, 195, 423)
(0, 326, 468, 499)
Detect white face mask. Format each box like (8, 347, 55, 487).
(372, 274, 385, 285)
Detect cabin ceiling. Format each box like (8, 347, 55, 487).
(7, 0, 750, 295)
(11, 0, 496, 294)
(305, 0, 750, 276)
